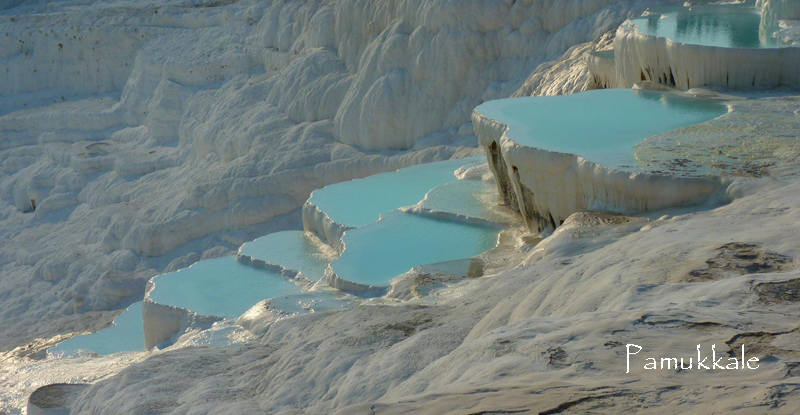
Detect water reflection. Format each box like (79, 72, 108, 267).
(634, 3, 789, 48)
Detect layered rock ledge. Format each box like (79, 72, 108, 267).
(472, 89, 732, 233)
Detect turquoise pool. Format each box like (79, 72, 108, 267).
(308, 157, 484, 228)
(239, 231, 336, 282)
(475, 89, 728, 167)
(49, 302, 145, 356)
(148, 257, 302, 319)
(330, 210, 499, 287)
(630, 3, 791, 48)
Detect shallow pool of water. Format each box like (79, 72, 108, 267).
(49, 302, 145, 356)
(239, 231, 337, 282)
(590, 50, 615, 59)
(148, 257, 302, 319)
(419, 179, 504, 222)
(331, 210, 499, 287)
(630, 3, 790, 48)
(308, 157, 483, 228)
(476, 89, 728, 168)
(261, 291, 354, 318)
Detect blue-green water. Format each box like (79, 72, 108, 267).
(49, 302, 145, 356)
(331, 210, 499, 287)
(148, 257, 302, 319)
(308, 157, 483, 228)
(420, 180, 500, 222)
(47, 159, 512, 352)
(476, 89, 727, 167)
(630, 3, 790, 48)
(239, 231, 335, 282)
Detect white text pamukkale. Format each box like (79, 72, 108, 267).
(626, 344, 760, 373)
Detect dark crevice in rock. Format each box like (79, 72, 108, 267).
(511, 166, 554, 233)
(538, 391, 629, 415)
(726, 328, 800, 360)
(754, 278, 800, 304)
(382, 314, 434, 337)
(488, 141, 518, 211)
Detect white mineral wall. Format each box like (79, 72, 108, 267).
(585, 51, 618, 89)
(473, 111, 519, 210)
(325, 266, 389, 296)
(141, 299, 186, 351)
(761, 0, 800, 44)
(301, 201, 351, 253)
(472, 110, 728, 233)
(141, 296, 222, 351)
(613, 24, 800, 89)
